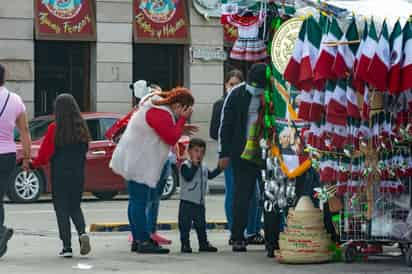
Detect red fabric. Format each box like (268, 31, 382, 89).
(146, 108, 186, 146)
(32, 123, 56, 168)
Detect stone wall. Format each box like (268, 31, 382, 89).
(95, 0, 133, 114)
(188, 1, 224, 165)
(0, 0, 35, 117)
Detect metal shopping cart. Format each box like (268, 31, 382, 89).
(336, 177, 412, 266)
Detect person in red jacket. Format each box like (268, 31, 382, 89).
(32, 94, 91, 258)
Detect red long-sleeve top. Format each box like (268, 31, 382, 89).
(145, 108, 186, 146)
(32, 123, 56, 168)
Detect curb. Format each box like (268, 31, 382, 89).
(90, 221, 229, 232)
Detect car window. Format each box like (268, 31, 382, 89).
(100, 118, 118, 139)
(14, 119, 52, 141)
(86, 119, 101, 141)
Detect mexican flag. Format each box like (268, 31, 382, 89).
(314, 17, 343, 81)
(388, 20, 403, 94)
(353, 20, 368, 94)
(297, 90, 314, 121)
(401, 20, 412, 91)
(346, 79, 361, 119)
(333, 17, 359, 79)
(326, 79, 347, 126)
(299, 16, 322, 91)
(310, 89, 325, 122)
(356, 19, 378, 83)
(284, 19, 306, 89)
(368, 20, 390, 91)
(362, 85, 371, 120)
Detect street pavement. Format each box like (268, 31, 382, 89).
(1, 194, 411, 274)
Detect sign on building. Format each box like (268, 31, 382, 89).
(133, 0, 190, 44)
(34, 0, 96, 41)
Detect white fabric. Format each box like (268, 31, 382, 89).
(109, 95, 175, 188)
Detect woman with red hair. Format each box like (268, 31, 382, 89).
(110, 87, 196, 254)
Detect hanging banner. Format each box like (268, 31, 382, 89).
(34, 0, 96, 41)
(133, 0, 190, 44)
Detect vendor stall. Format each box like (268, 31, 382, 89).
(219, 0, 412, 266)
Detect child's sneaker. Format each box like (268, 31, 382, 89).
(79, 234, 91, 255)
(181, 244, 192, 253)
(199, 242, 218, 252)
(151, 233, 172, 245)
(59, 247, 73, 258)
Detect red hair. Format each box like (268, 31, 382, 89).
(152, 87, 194, 107)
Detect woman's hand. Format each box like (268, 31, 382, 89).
(183, 124, 199, 136)
(22, 158, 31, 171)
(180, 106, 193, 119)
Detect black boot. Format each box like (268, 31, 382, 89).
(199, 242, 218, 252)
(137, 240, 170, 254)
(266, 245, 275, 258)
(131, 241, 138, 252)
(232, 240, 247, 252)
(0, 228, 13, 258)
(181, 242, 192, 253)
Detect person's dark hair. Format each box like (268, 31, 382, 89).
(152, 87, 194, 108)
(0, 64, 5, 86)
(225, 69, 244, 84)
(54, 93, 90, 147)
(189, 138, 206, 150)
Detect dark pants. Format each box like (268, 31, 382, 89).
(0, 153, 16, 235)
(263, 209, 281, 248)
(231, 158, 260, 241)
(52, 172, 86, 248)
(178, 200, 207, 246)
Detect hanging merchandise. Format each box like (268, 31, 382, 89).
(221, 1, 268, 61)
(280, 7, 412, 265)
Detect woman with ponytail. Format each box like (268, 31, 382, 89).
(110, 87, 196, 254)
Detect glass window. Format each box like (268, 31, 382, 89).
(86, 119, 101, 141)
(100, 118, 118, 139)
(14, 118, 53, 141)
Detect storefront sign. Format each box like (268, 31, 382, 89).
(134, 0, 190, 44)
(34, 0, 96, 41)
(191, 47, 227, 62)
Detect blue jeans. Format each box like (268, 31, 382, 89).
(224, 163, 262, 236)
(146, 160, 171, 234)
(127, 181, 156, 242)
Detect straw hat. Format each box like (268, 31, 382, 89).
(294, 196, 319, 212)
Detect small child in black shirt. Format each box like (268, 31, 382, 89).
(179, 138, 221, 253)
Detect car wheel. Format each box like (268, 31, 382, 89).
(161, 165, 178, 200)
(8, 167, 43, 203)
(92, 191, 118, 200)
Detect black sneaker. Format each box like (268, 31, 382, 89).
(199, 242, 218, 252)
(232, 241, 247, 252)
(181, 244, 192, 253)
(79, 234, 91, 255)
(59, 247, 73, 258)
(131, 241, 139, 252)
(137, 241, 170, 254)
(247, 233, 265, 245)
(0, 228, 13, 258)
